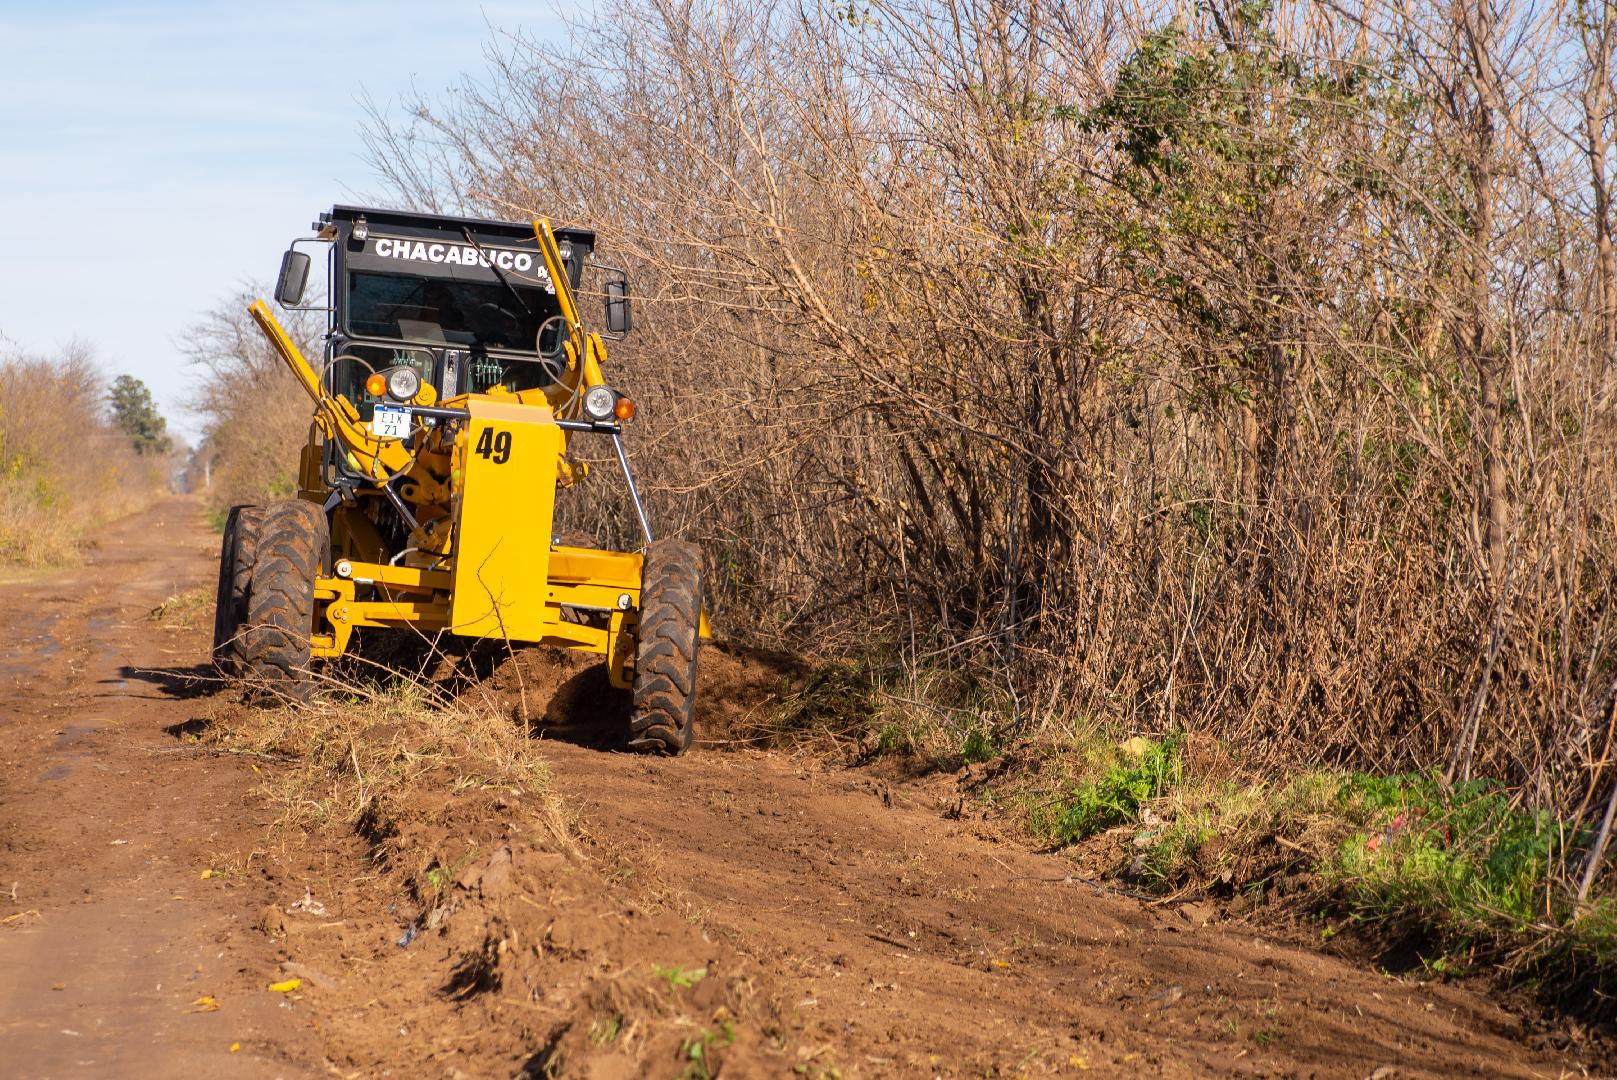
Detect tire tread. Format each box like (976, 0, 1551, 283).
(627, 539, 704, 755)
(240, 500, 328, 700)
(211, 504, 264, 672)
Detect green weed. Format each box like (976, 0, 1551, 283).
(959, 725, 997, 764)
(423, 853, 474, 898)
(1326, 772, 1617, 967)
(678, 1024, 737, 1080)
(1033, 733, 1183, 844)
(874, 723, 910, 756)
(653, 964, 707, 990)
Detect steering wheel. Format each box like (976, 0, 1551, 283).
(470, 302, 517, 343)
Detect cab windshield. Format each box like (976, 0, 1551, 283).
(346, 271, 563, 353)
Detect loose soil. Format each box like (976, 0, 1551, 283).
(0, 497, 1601, 1078)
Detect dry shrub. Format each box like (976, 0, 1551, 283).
(205, 673, 573, 852)
(0, 344, 163, 566)
(183, 291, 323, 516)
(361, 0, 1617, 836)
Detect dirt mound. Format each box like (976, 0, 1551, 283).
(457, 641, 807, 751)
(224, 642, 814, 1075)
(256, 761, 793, 1077)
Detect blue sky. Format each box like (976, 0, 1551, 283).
(0, 1, 563, 443)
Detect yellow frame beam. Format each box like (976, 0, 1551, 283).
(310, 550, 652, 686)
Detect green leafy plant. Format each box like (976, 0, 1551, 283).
(1330, 772, 1590, 933)
(677, 1023, 736, 1080)
(959, 726, 997, 764)
(654, 964, 708, 990)
(1038, 733, 1184, 844)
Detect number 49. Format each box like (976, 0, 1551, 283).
(475, 427, 513, 464)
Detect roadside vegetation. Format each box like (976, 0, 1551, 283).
(0, 344, 168, 567)
(185, 0, 1617, 1026)
(1060, 737, 1617, 981)
(1084, 746, 1617, 1009)
(182, 294, 321, 522)
(757, 663, 1617, 1012)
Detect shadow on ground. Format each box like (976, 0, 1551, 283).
(115, 662, 223, 702)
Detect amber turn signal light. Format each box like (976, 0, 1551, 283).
(365, 373, 387, 397)
(614, 398, 636, 420)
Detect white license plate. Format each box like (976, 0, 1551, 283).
(372, 405, 412, 440)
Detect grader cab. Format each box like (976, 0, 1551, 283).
(211, 205, 704, 754)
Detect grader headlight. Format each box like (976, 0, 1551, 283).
(583, 384, 617, 421)
(385, 366, 422, 402)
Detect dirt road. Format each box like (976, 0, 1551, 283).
(0, 499, 1594, 1077)
(0, 498, 316, 1076)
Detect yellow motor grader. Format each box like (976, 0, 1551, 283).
(211, 205, 704, 754)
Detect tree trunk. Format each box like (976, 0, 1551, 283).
(1478, 358, 1508, 583)
(1584, 13, 1617, 372)
(1460, 0, 1509, 584)
(1239, 402, 1260, 513)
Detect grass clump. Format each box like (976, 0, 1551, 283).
(1126, 770, 1345, 888)
(762, 655, 1012, 766)
(203, 674, 574, 857)
(149, 586, 213, 628)
(770, 661, 880, 743)
(1030, 732, 1183, 844)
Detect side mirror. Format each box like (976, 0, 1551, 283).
(275, 249, 311, 307)
(603, 276, 632, 337)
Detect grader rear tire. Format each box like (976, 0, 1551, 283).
(240, 500, 329, 702)
(627, 539, 704, 756)
(211, 504, 264, 673)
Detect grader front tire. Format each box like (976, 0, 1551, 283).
(627, 539, 704, 756)
(211, 504, 264, 673)
(240, 500, 329, 701)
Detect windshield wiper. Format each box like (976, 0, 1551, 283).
(459, 227, 534, 320)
